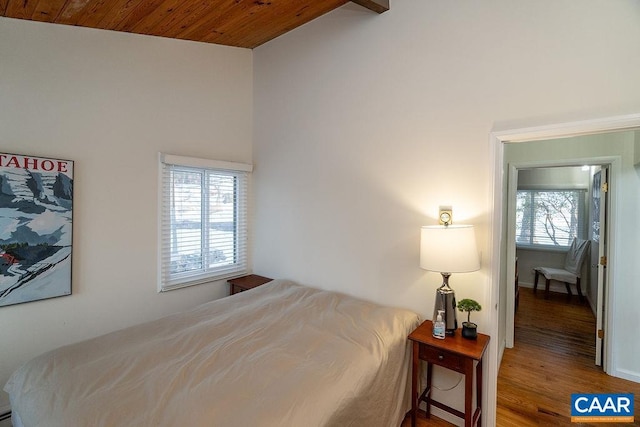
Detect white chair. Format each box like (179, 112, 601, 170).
(533, 238, 590, 301)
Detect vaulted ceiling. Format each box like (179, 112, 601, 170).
(0, 0, 388, 49)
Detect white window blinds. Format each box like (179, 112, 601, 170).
(515, 189, 586, 248)
(159, 154, 252, 291)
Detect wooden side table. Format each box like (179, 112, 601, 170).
(228, 274, 272, 295)
(408, 320, 490, 427)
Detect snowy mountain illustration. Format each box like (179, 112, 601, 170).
(0, 163, 73, 307)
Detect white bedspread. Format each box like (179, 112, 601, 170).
(5, 280, 421, 427)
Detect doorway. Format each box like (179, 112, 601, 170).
(484, 113, 640, 427)
(504, 161, 610, 369)
(500, 131, 630, 374)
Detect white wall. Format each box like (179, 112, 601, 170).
(0, 17, 252, 411)
(635, 130, 640, 165)
(252, 0, 640, 424)
(518, 166, 590, 189)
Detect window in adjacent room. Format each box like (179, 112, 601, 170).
(515, 189, 586, 248)
(159, 154, 252, 291)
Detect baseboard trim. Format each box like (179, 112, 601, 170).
(611, 368, 640, 384)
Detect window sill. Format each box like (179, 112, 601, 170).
(516, 245, 569, 254)
(159, 269, 247, 292)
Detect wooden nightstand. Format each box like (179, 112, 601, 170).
(408, 320, 490, 427)
(228, 274, 272, 295)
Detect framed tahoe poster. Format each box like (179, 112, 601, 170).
(0, 153, 73, 307)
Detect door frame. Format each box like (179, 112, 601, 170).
(484, 112, 640, 427)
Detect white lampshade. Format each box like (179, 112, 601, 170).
(420, 225, 480, 273)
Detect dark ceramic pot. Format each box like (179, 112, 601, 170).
(461, 322, 478, 340)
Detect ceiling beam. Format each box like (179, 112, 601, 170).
(350, 0, 389, 14)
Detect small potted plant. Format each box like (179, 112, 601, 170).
(457, 298, 482, 340)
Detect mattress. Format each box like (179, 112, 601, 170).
(5, 279, 421, 427)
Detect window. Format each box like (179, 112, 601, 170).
(516, 189, 586, 248)
(159, 154, 252, 291)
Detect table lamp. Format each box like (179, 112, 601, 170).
(420, 222, 480, 335)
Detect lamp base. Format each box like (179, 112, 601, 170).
(433, 273, 458, 335)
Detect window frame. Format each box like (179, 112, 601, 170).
(515, 187, 587, 250)
(158, 153, 252, 292)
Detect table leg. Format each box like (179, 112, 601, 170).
(476, 358, 483, 427)
(411, 342, 418, 427)
(464, 359, 473, 427)
(425, 361, 433, 418)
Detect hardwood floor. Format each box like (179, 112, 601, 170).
(401, 410, 457, 427)
(402, 287, 640, 426)
(497, 287, 640, 426)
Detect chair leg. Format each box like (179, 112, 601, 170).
(534, 271, 540, 294)
(565, 282, 573, 299)
(545, 278, 551, 299)
(576, 278, 584, 303)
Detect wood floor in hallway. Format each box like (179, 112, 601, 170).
(497, 287, 640, 426)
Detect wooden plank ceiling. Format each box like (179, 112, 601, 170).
(0, 0, 388, 49)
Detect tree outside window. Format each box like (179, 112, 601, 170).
(516, 189, 586, 247)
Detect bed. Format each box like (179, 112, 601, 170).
(4, 279, 421, 427)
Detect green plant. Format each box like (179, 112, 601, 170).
(457, 298, 482, 324)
